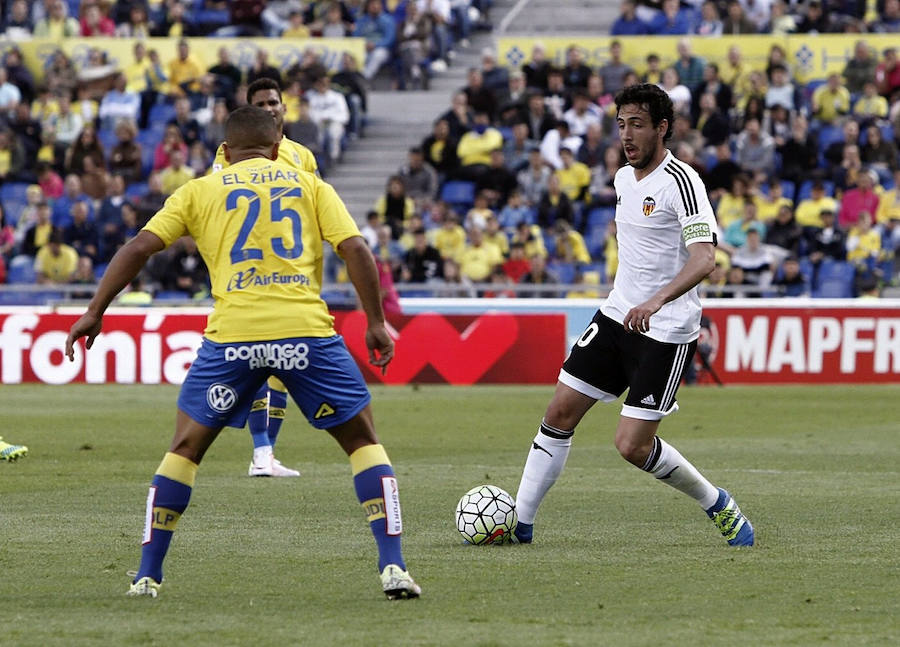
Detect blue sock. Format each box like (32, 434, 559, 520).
(248, 385, 271, 450)
(136, 452, 197, 584)
(266, 388, 288, 448)
(349, 444, 406, 572)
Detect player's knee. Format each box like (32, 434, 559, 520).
(614, 434, 652, 467)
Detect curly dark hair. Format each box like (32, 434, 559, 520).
(614, 83, 675, 142)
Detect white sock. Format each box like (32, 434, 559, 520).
(253, 445, 273, 464)
(515, 420, 574, 524)
(642, 437, 719, 510)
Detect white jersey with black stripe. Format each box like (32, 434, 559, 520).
(600, 150, 716, 344)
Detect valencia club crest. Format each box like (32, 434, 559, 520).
(642, 196, 656, 216)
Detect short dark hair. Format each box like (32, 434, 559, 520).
(247, 77, 282, 104)
(614, 83, 674, 142)
(225, 105, 279, 150)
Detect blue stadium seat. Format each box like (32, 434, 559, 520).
(7, 256, 36, 284)
(153, 290, 191, 302)
(126, 182, 149, 200)
(1, 182, 31, 226)
(586, 207, 615, 229)
(97, 128, 118, 154)
(439, 181, 476, 211)
(812, 260, 855, 298)
(137, 128, 162, 151)
(587, 226, 608, 260)
(548, 261, 576, 284)
(818, 125, 844, 150)
(93, 262, 109, 280)
(148, 103, 176, 128)
(797, 180, 835, 201)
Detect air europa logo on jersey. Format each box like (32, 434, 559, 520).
(227, 267, 311, 291)
(642, 196, 656, 216)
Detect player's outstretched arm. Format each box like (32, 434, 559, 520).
(65, 231, 165, 361)
(337, 235, 394, 374)
(623, 241, 715, 334)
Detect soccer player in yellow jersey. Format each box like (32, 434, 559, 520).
(214, 78, 319, 478)
(65, 106, 420, 601)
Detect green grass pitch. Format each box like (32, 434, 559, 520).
(1, 384, 898, 646)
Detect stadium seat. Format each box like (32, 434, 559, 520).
(97, 128, 118, 154)
(586, 207, 615, 229)
(137, 128, 163, 151)
(125, 182, 149, 200)
(812, 260, 855, 298)
(1, 182, 31, 226)
(148, 103, 176, 128)
(439, 181, 476, 212)
(548, 261, 576, 284)
(153, 290, 191, 302)
(797, 180, 835, 201)
(587, 225, 608, 260)
(7, 255, 36, 284)
(93, 262, 109, 280)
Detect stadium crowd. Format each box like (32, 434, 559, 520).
(0, 0, 492, 298)
(358, 1, 900, 299)
(1, 0, 899, 302)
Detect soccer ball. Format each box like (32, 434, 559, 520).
(455, 484, 518, 545)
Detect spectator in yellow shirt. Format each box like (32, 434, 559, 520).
(456, 111, 503, 177)
(483, 214, 510, 257)
(33, 0, 79, 38)
(755, 179, 793, 223)
(846, 211, 882, 262)
(511, 221, 547, 259)
(875, 169, 900, 224)
(795, 181, 839, 228)
(457, 226, 504, 282)
(167, 40, 204, 98)
(160, 149, 196, 195)
(35, 229, 79, 283)
(852, 81, 888, 122)
(555, 148, 591, 203)
(716, 174, 753, 228)
(433, 213, 467, 260)
(553, 220, 590, 265)
(811, 74, 850, 125)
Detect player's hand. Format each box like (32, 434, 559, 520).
(65, 312, 103, 361)
(365, 324, 394, 375)
(623, 297, 664, 334)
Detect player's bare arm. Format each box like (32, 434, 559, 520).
(65, 231, 165, 360)
(623, 241, 715, 334)
(338, 235, 394, 373)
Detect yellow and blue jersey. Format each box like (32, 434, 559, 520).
(143, 157, 361, 343)
(211, 136, 318, 175)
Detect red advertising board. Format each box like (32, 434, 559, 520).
(0, 308, 565, 385)
(1, 303, 897, 385)
(700, 304, 900, 384)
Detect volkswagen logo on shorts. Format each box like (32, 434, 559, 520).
(206, 383, 237, 413)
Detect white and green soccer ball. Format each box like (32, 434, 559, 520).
(455, 484, 518, 545)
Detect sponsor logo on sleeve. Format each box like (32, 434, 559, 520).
(683, 223, 712, 242)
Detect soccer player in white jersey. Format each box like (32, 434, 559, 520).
(513, 84, 754, 547)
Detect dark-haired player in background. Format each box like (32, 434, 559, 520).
(513, 84, 754, 548)
(67, 105, 420, 600)
(213, 77, 319, 478)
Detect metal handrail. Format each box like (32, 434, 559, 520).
(497, 0, 535, 35)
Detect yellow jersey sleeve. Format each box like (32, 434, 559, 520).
(314, 178, 362, 249)
(142, 189, 190, 247)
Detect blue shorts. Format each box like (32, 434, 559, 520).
(178, 336, 371, 430)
